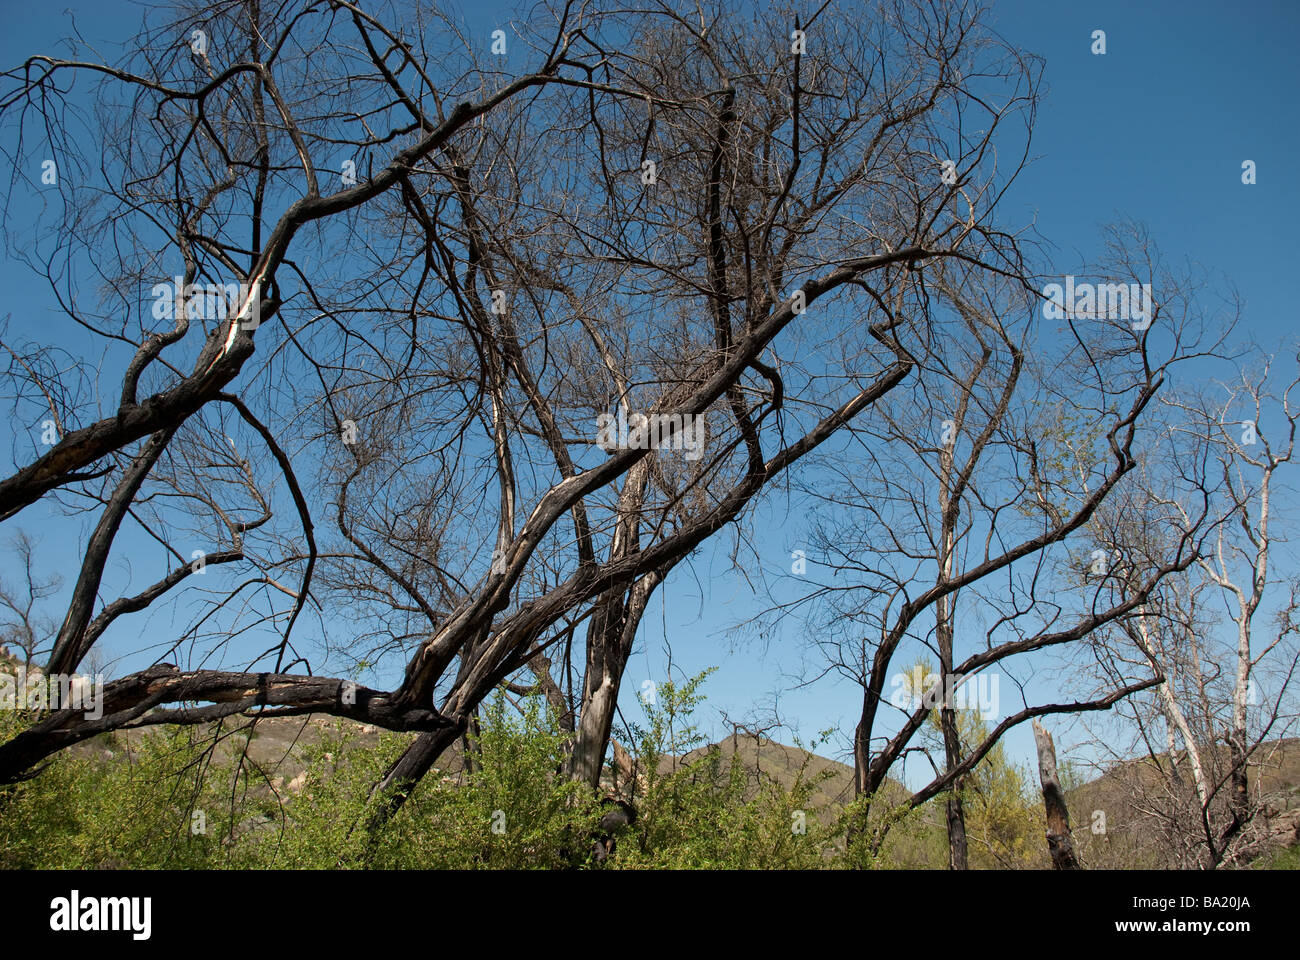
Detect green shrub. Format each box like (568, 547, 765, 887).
(611, 670, 839, 869)
(0, 672, 863, 869)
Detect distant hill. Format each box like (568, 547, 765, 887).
(1066, 737, 1300, 867)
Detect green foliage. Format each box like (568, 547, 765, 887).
(0, 670, 1158, 870)
(610, 670, 838, 869)
(234, 691, 601, 869)
(959, 717, 1045, 869)
(0, 671, 849, 869)
(362, 693, 600, 869)
(841, 793, 945, 870)
(839, 658, 1048, 869)
(1252, 842, 1300, 870)
(0, 709, 237, 868)
(0, 691, 605, 870)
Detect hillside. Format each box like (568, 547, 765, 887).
(3, 643, 1297, 868)
(1066, 738, 1300, 867)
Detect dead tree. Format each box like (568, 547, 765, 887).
(1083, 345, 1300, 867)
(771, 225, 1223, 859)
(1032, 719, 1081, 869)
(0, 0, 1031, 840)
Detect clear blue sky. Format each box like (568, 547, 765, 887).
(0, 0, 1296, 785)
(629, 0, 1300, 779)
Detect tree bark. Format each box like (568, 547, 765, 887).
(936, 531, 968, 869)
(363, 722, 467, 836)
(1032, 719, 1081, 869)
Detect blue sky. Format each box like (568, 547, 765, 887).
(628, 0, 1300, 780)
(0, 0, 1296, 787)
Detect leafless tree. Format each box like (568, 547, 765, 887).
(1081, 348, 1300, 867)
(769, 226, 1223, 862)
(0, 531, 60, 668)
(0, 0, 1040, 852)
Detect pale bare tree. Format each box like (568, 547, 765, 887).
(0, 531, 60, 668)
(1082, 349, 1300, 867)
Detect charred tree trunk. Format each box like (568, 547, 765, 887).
(1032, 719, 1081, 869)
(362, 721, 466, 838)
(936, 423, 969, 869)
(1223, 725, 1251, 848)
(568, 567, 662, 790)
(569, 592, 631, 790)
(936, 593, 968, 869)
(939, 702, 969, 869)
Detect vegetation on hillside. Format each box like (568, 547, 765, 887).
(3, 669, 1291, 869)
